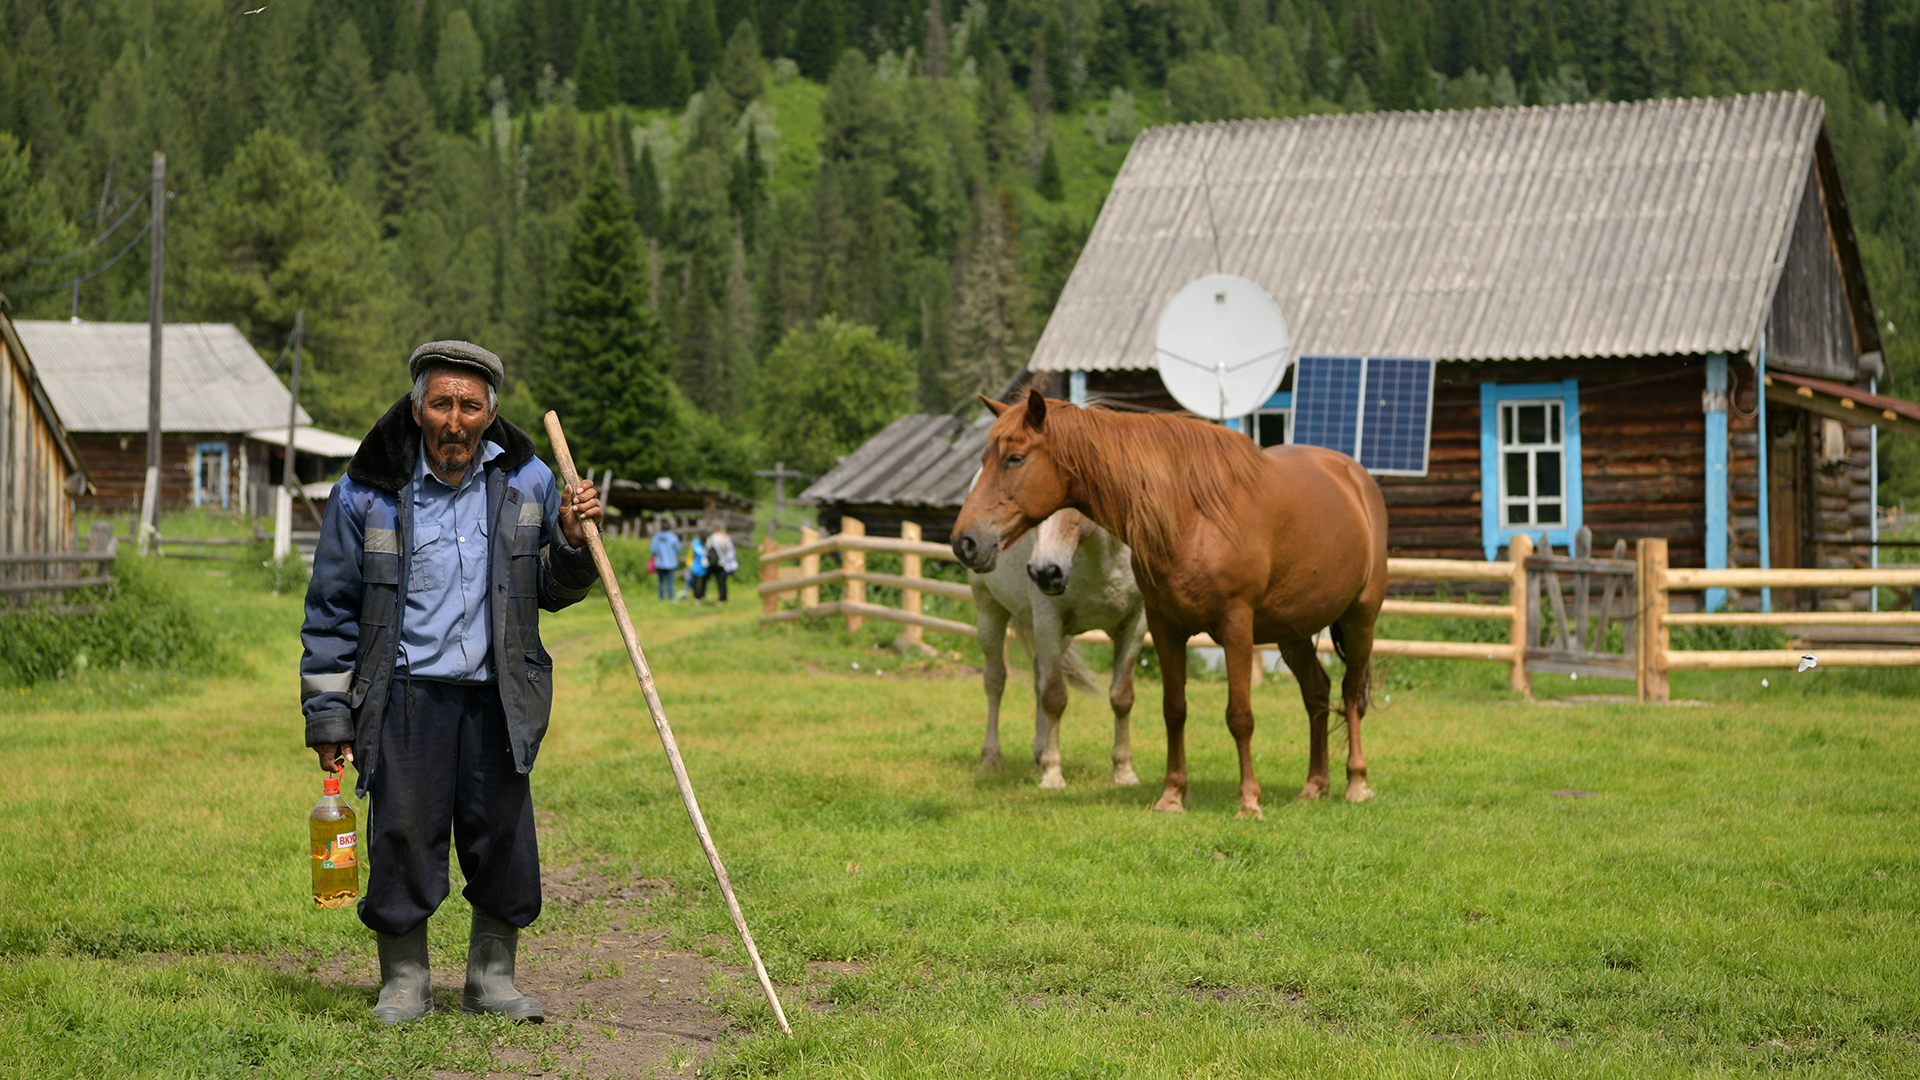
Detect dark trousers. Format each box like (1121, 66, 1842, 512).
(690, 568, 709, 600)
(360, 679, 542, 936)
(708, 568, 729, 602)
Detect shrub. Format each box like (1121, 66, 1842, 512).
(0, 556, 213, 686)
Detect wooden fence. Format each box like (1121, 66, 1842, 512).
(0, 521, 117, 610)
(759, 518, 1538, 688)
(1638, 537, 1920, 701)
(762, 524, 1920, 701)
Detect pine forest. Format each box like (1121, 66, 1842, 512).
(4, 0, 1920, 497)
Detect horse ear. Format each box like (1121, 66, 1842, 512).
(978, 393, 1009, 417)
(1024, 388, 1047, 430)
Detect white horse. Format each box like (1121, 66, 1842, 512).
(970, 508, 1149, 788)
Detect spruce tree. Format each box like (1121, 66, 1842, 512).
(575, 13, 617, 109)
(633, 142, 663, 237)
(316, 20, 376, 178)
(1037, 139, 1063, 202)
(791, 0, 847, 81)
(370, 71, 436, 237)
(619, 0, 654, 105)
(685, 0, 724, 87)
(549, 161, 680, 480)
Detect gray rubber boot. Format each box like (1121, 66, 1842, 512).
(461, 908, 544, 1022)
(372, 921, 434, 1025)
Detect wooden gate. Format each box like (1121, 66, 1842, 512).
(1524, 527, 1638, 680)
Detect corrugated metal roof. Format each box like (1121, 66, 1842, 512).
(16, 321, 311, 433)
(801, 414, 990, 508)
(1032, 93, 1825, 372)
(245, 425, 363, 458)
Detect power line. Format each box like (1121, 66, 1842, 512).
(0, 215, 154, 293)
(0, 184, 144, 262)
(2, 190, 149, 266)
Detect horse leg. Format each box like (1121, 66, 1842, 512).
(1148, 612, 1190, 813)
(975, 591, 1011, 771)
(1107, 605, 1147, 787)
(1219, 612, 1263, 819)
(1335, 611, 1377, 803)
(1278, 639, 1332, 800)
(1031, 609, 1070, 789)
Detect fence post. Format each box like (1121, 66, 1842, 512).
(759, 535, 780, 616)
(901, 521, 924, 647)
(1507, 533, 1533, 696)
(1637, 538, 1670, 703)
(800, 526, 820, 610)
(842, 517, 866, 631)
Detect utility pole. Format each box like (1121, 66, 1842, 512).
(274, 310, 303, 562)
(137, 151, 165, 555)
(754, 461, 812, 535)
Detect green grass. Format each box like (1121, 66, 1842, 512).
(1, 539, 1918, 1077)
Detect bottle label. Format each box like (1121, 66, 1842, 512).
(317, 830, 358, 869)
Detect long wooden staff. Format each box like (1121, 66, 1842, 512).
(543, 411, 791, 1036)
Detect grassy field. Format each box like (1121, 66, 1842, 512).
(2, 523, 1918, 1078)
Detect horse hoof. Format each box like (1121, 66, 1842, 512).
(1345, 780, 1374, 803)
(979, 750, 1001, 771)
(1113, 766, 1140, 787)
(1294, 782, 1328, 802)
(1152, 794, 1186, 813)
(1237, 802, 1265, 820)
(1040, 769, 1066, 790)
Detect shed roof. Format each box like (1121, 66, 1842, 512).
(801, 413, 990, 509)
(245, 425, 363, 459)
(16, 321, 311, 433)
(1033, 92, 1829, 373)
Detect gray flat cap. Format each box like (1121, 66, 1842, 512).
(408, 340, 503, 390)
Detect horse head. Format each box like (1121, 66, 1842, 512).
(1026, 508, 1097, 596)
(952, 388, 1074, 573)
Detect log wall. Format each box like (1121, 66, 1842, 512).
(1, 331, 76, 555)
(72, 432, 248, 513)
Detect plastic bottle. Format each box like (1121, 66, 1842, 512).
(309, 773, 359, 908)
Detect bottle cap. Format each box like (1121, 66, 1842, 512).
(322, 775, 341, 796)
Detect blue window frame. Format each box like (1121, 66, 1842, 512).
(1480, 380, 1582, 561)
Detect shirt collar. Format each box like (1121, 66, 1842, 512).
(416, 435, 503, 493)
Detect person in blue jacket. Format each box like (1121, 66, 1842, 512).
(300, 341, 602, 1025)
(649, 520, 680, 600)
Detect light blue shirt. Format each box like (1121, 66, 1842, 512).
(650, 529, 680, 571)
(400, 437, 503, 682)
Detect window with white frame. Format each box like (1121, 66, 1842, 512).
(1498, 399, 1565, 528)
(1479, 379, 1582, 561)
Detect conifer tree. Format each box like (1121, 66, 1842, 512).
(686, 0, 724, 87)
(316, 20, 376, 178)
(633, 142, 663, 237)
(1037, 139, 1063, 202)
(432, 8, 485, 132)
(650, 1, 695, 106)
(575, 13, 618, 110)
(618, 0, 653, 105)
(791, 0, 847, 81)
(720, 19, 767, 110)
(370, 72, 436, 237)
(548, 161, 680, 480)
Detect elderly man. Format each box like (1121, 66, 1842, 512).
(300, 341, 602, 1025)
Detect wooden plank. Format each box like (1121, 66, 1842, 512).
(1380, 599, 1513, 620)
(1525, 647, 1635, 672)
(759, 600, 977, 638)
(1523, 555, 1637, 574)
(845, 570, 973, 602)
(1387, 557, 1514, 581)
(0, 575, 111, 593)
(1662, 648, 1920, 670)
(1664, 567, 1920, 588)
(0, 552, 115, 565)
(1665, 611, 1920, 626)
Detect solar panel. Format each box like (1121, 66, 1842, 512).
(1291, 356, 1364, 457)
(1357, 358, 1435, 475)
(1288, 356, 1434, 476)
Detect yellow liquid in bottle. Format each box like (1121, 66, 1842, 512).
(310, 786, 359, 909)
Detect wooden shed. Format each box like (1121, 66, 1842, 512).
(0, 309, 89, 556)
(15, 320, 354, 516)
(1030, 92, 1892, 611)
(800, 413, 991, 543)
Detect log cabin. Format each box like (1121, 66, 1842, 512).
(1029, 92, 1897, 612)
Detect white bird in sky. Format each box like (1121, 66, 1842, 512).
(242, 5, 267, 13)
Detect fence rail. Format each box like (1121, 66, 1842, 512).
(0, 522, 118, 608)
(758, 519, 1537, 688)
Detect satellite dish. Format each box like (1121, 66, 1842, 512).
(1154, 274, 1291, 422)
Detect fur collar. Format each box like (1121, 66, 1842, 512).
(346, 395, 538, 493)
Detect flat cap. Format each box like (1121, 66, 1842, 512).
(408, 340, 503, 390)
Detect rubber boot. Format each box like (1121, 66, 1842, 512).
(461, 907, 544, 1022)
(372, 920, 433, 1025)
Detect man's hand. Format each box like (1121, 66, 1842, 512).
(315, 742, 353, 772)
(558, 479, 603, 548)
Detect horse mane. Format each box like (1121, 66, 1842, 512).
(1002, 403, 1272, 575)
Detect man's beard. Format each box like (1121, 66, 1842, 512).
(432, 437, 473, 477)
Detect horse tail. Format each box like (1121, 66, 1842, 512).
(1009, 616, 1102, 695)
(1329, 622, 1348, 665)
(1058, 643, 1102, 696)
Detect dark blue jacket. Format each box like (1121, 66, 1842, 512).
(300, 397, 597, 795)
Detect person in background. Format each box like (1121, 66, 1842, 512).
(300, 340, 602, 1025)
(705, 523, 738, 603)
(649, 519, 680, 601)
(688, 532, 709, 602)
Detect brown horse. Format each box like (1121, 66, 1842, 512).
(951, 390, 1388, 818)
